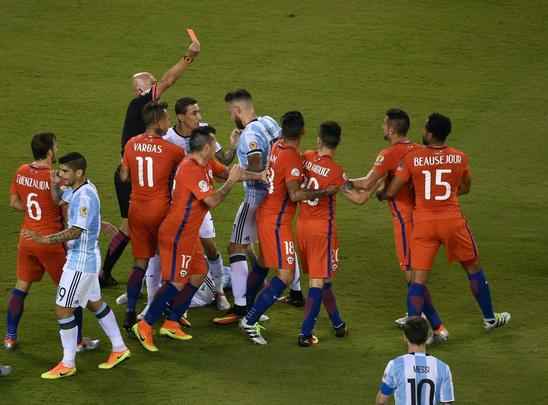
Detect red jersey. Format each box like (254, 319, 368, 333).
(260, 140, 304, 223)
(299, 150, 347, 222)
(122, 133, 185, 203)
(396, 145, 470, 222)
(373, 140, 419, 220)
(10, 164, 63, 234)
(160, 157, 226, 248)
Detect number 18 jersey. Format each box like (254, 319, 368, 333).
(396, 145, 469, 223)
(380, 352, 455, 405)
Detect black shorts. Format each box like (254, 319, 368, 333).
(114, 165, 131, 218)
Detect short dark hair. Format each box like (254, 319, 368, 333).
(174, 97, 198, 115)
(31, 132, 56, 160)
(403, 317, 429, 345)
(319, 121, 341, 149)
(143, 101, 168, 128)
(386, 108, 410, 135)
(189, 126, 215, 153)
(59, 152, 87, 173)
(425, 113, 452, 142)
(281, 111, 305, 140)
(224, 89, 252, 103)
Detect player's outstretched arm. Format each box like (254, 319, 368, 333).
(340, 182, 372, 205)
(286, 180, 338, 203)
(350, 168, 384, 191)
(215, 129, 240, 165)
(155, 40, 200, 98)
(21, 226, 83, 245)
(101, 221, 119, 239)
(203, 165, 242, 209)
(9, 193, 24, 211)
(380, 176, 406, 201)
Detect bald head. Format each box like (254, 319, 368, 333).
(132, 72, 157, 96)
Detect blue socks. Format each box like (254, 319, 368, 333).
(144, 282, 178, 326)
(74, 306, 84, 345)
(246, 262, 269, 310)
(422, 286, 442, 330)
(407, 283, 426, 317)
(301, 287, 322, 337)
(167, 284, 198, 321)
(468, 270, 495, 320)
(246, 277, 286, 324)
(126, 266, 146, 312)
(322, 283, 344, 328)
(6, 288, 27, 339)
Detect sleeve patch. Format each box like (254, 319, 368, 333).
(198, 180, 210, 192)
(290, 168, 301, 177)
(79, 207, 88, 217)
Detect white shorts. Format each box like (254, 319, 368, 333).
(56, 269, 101, 308)
(199, 211, 216, 239)
(230, 201, 259, 244)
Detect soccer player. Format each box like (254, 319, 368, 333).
(119, 101, 185, 330)
(240, 111, 337, 345)
(296, 121, 373, 346)
(351, 109, 447, 341)
(100, 37, 200, 287)
(6, 133, 95, 352)
(383, 113, 511, 331)
(132, 127, 244, 351)
(22, 152, 130, 379)
(215, 89, 303, 325)
(162, 96, 241, 310)
(376, 317, 455, 405)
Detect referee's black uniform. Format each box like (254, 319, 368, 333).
(115, 84, 158, 218)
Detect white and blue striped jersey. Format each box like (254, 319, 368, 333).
(163, 123, 222, 153)
(380, 353, 455, 405)
(237, 115, 281, 205)
(61, 181, 101, 274)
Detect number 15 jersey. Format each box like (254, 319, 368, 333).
(396, 145, 469, 223)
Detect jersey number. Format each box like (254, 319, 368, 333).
(407, 378, 435, 405)
(304, 177, 320, 206)
(136, 156, 154, 187)
(26, 193, 42, 221)
(421, 169, 451, 201)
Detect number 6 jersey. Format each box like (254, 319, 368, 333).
(10, 163, 63, 235)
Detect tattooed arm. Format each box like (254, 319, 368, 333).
(21, 226, 83, 245)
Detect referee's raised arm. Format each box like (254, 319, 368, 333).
(99, 38, 201, 288)
(155, 40, 200, 99)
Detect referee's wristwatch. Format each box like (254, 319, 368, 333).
(183, 55, 194, 64)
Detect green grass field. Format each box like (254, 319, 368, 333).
(1, 1, 547, 403)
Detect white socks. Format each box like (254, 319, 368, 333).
(290, 258, 302, 291)
(145, 255, 162, 306)
(58, 316, 78, 368)
(230, 255, 249, 307)
(208, 254, 225, 294)
(96, 303, 127, 353)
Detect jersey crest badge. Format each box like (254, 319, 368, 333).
(198, 180, 210, 192)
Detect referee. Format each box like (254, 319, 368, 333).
(100, 39, 201, 287)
